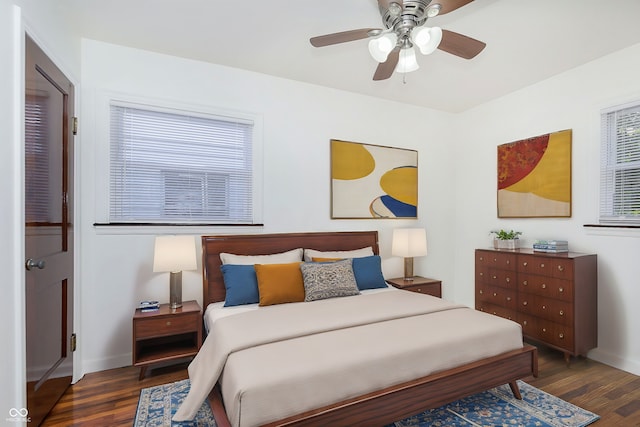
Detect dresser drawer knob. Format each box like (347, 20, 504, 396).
(479, 256, 484, 261)
(523, 262, 528, 267)
(506, 277, 510, 283)
(493, 292, 497, 297)
(493, 258, 497, 262)
(559, 287, 564, 293)
(540, 263, 545, 268)
(542, 328, 547, 333)
(559, 310, 564, 316)
(558, 265, 564, 272)
(416, 288, 422, 292)
(506, 260, 510, 264)
(542, 305, 546, 310)
(507, 297, 512, 301)
(479, 290, 483, 294)
(559, 333, 564, 339)
(523, 301, 528, 306)
(541, 283, 547, 289)
(523, 320, 528, 326)
(480, 272, 484, 276)
(492, 275, 497, 280)
(523, 280, 528, 286)
(166, 321, 171, 326)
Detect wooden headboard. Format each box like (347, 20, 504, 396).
(201, 231, 379, 306)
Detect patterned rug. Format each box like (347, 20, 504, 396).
(134, 379, 599, 427)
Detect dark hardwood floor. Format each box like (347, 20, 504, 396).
(42, 345, 640, 426)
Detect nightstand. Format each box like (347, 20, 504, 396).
(132, 300, 202, 379)
(387, 277, 442, 298)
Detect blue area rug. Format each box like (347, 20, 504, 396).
(134, 379, 599, 427)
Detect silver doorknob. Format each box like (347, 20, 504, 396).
(25, 258, 46, 270)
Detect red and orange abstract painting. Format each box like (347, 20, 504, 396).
(497, 129, 572, 217)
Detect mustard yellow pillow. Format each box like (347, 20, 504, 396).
(311, 257, 342, 262)
(254, 262, 305, 306)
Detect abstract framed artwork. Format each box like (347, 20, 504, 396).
(497, 129, 572, 218)
(330, 139, 418, 219)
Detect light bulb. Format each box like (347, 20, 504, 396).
(412, 26, 442, 55)
(368, 33, 398, 63)
(396, 47, 419, 73)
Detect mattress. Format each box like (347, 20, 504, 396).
(174, 290, 523, 426)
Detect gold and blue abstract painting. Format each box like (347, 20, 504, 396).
(331, 139, 418, 219)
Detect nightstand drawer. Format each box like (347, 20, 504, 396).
(134, 312, 199, 339)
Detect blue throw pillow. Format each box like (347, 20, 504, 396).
(221, 264, 259, 307)
(352, 255, 387, 290)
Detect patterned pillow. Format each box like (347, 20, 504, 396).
(300, 259, 360, 302)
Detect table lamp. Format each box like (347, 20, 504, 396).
(153, 235, 197, 309)
(392, 228, 427, 281)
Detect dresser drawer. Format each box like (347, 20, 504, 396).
(518, 274, 573, 301)
(134, 312, 199, 339)
(519, 314, 574, 351)
(518, 254, 575, 281)
(476, 301, 517, 321)
(517, 293, 573, 325)
(481, 267, 517, 289)
(477, 284, 516, 310)
(476, 250, 517, 270)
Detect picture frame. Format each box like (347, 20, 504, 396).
(497, 129, 572, 218)
(330, 139, 418, 219)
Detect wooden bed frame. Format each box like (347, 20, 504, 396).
(201, 231, 538, 427)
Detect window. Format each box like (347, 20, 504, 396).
(109, 103, 256, 224)
(600, 102, 640, 225)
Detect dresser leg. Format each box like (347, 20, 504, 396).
(138, 366, 147, 380)
(564, 352, 571, 366)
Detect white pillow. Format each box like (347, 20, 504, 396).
(220, 248, 303, 265)
(303, 246, 374, 262)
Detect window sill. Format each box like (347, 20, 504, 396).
(93, 222, 264, 235)
(583, 224, 640, 237)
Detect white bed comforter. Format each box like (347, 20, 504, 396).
(173, 291, 523, 426)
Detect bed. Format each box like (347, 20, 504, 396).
(174, 231, 538, 427)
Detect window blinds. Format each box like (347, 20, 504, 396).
(600, 103, 640, 225)
(109, 104, 254, 224)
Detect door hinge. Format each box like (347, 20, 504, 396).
(71, 333, 77, 352)
(72, 116, 78, 135)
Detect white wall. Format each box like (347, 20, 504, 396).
(78, 39, 457, 373)
(453, 43, 640, 375)
(1, 0, 81, 420)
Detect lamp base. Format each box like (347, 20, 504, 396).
(403, 257, 414, 281)
(169, 271, 182, 309)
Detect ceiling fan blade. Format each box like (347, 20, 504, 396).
(438, 29, 486, 59)
(433, 0, 473, 15)
(310, 28, 380, 47)
(373, 48, 400, 81)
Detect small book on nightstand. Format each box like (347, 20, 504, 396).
(139, 300, 160, 312)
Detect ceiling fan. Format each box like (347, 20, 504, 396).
(310, 0, 486, 81)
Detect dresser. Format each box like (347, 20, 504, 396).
(475, 248, 597, 362)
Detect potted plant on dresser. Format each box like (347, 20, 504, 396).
(490, 229, 522, 250)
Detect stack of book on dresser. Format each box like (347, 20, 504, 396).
(139, 300, 160, 312)
(533, 239, 569, 253)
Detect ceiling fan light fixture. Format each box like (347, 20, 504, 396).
(396, 46, 419, 73)
(413, 26, 442, 55)
(388, 2, 403, 17)
(368, 32, 398, 62)
(426, 3, 441, 18)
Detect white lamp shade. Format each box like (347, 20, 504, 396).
(392, 228, 428, 258)
(412, 26, 443, 55)
(395, 47, 420, 73)
(368, 33, 397, 63)
(153, 235, 197, 273)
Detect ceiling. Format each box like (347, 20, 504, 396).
(66, 0, 640, 113)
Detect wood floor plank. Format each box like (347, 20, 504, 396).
(42, 346, 640, 426)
